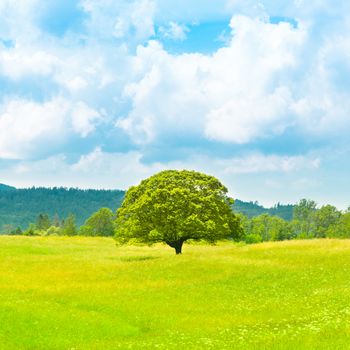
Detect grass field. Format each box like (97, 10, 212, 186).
(0, 237, 350, 349)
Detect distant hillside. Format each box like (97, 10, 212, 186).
(0, 183, 16, 191)
(0, 185, 294, 232)
(233, 200, 294, 221)
(0, 186, 124, 230)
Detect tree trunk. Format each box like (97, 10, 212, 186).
(165, 239, 185, 254)
(174, 241, 183, 255)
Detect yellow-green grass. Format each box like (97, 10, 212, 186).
(1, 237, 350, 349)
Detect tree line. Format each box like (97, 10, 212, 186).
(5, 208, 115, 237)
(4, 199, 350, 242)
(0, 185, 293, 231)
(239, 199, 350, 243)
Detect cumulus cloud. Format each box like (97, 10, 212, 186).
(117, 10, 350, 147)
(118, 16, 305, 144)
(71, 102, 102, 137)
(0, 48, 59, 80)
(117, 41, 209, 143)
(0, 98, 101, 159)
(206, 87, 292, 143)
(1, 0, 350, 207)
(203, 13, 305, 143)
(291, 34, 350, 138)
(3, 0, 349, 151)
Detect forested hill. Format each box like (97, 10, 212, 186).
(0, 185, 294, 230)
(0, 183, 16, 191)
(233, 200, 294, 221)
(0, 186, 124, 229)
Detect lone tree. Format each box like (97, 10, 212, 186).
(115, 170, 243, 254)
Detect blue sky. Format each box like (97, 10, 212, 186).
(0, 0, 350, 209)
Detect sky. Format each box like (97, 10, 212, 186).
(0, 0, 350, 209)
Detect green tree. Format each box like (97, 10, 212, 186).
(45, 226, 61, 236)
(248, 214, 291, 242)
(10, 227, 23, 235)
(80, 208, 115, 236)
(23, 223, 37, 236)
(36, 213, 51, 231)
(52, 213, 60, 227)
(313, 205, 341, 238)
(327, 212, 350, 238)
(268, 216, 292, 241)
(115, 170, 243, 254)
(62, 214, 77, 236)
(245, 233, 262, 244)
(251, 214, 271, 241)
(293, 199, 317, 237)
(236, 213, 251, 235)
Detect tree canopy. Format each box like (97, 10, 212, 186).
(79, 208, 115, 236)
(115, 170, 243, 254)
(61, 214, 77, 236)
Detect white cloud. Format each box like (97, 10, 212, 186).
(0, 98, 68, 159)
(80, 0, 155, 41)
(0, 98, 101, 159)
(3, 147, 320, 188)
(225, 0, 349, 21)
(131, 0, 156, 39)
(0, 0, 41, 43)
(205, 87, 292, 143)
(72, 148, 163, 182)
(226, 0, 268, 20)
(7, 149, 166, 189)
(116, 10, 350, 147)
(220, 154, 320, 174)
(159, 22, 189, 41)
(3, 1, 349, 152)
(0, 148, 330, 208)
(118, 16, 305, 144)
(69, 150, 321, 185)
(117, 41, 209, 143)
(291, 34, 350, 138)
(71, 102, 102, 137)
(0, 48, 59, 80)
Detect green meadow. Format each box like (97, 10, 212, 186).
(1, 237, 350, 349)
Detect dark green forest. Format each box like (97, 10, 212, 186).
(0, 184, 124, 231)
(233, 199, 293, 221)
(0, 183, 293, 232)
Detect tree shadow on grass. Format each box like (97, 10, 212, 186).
(119, 255, 159, 262)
